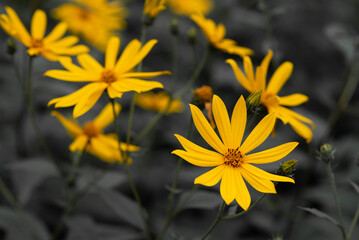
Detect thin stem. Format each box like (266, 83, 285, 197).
(172, 184, 199, 216)
(170, 23, 179, 93)
(0, 176, 23, 212)
(51, 194, 74, 240)
(346, 201, 359, 240)
(126, 94, 136, 155)
(11, 55, 25, 91)
(66, 149, 86, 187)
(137, 22, 148, 72)
(199, 201, 226, 240)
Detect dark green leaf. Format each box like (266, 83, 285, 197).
(297, 206, 340, 227)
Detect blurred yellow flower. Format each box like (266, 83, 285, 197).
(52, 0, 127, 51)
(191, 14, 253, 57)
(46, 36, 171, 118)
(173, 95, 296, 210)
(226, 50, 315, 143)
(167, 0, 213, 16)
(52, 102, 140, 163)
(135, 91, 184, 114)
(144, 0, 167, 19)
(0, 6, 89, 61)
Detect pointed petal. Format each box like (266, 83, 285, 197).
(51, 111, 82, 137)
(240, 113, 276, 154)
(189, 104, 227, 154)
(121, 71, 171, 79)
(115, 39, 142, 73)
(266, 62, 293, 95)
(212, 95, 233, 148)
(69, 135, 88, 152)
(287, 116, 313, 143)
(128, 39, 158, 71)
(78, 54, 103, 72)
(241, 163, 295, 183)
(244, 56, 255, 84)
(43, 22, 67, 43)
(240, 168, 276, 193)
(234, 171, 251, 211)
(44, 69, 99, 82)
(50, 36, 79, 48)
(220, 166, 237, 204)
(111, 78, 163, 93)
(226, 59, 253, 92)
(277, 106, 314, 128)
(259, 50, 273, 88)
(5, 7, 31, 45)
(105, 37, 120, 69)
(231, 96, 247, 148)
(194, 165, 226, 186)
(31, 9, 47, 39)
(278, 94, 309, 107)
(172, 149, 223, 167)
(58, 57, 88, 73)
(93, 102, 121, 131)
(245, 142, 298, 164)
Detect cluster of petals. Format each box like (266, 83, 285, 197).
(172, 95, 297, 210)
(0, 6, 89, 61)
(226, 50, 315, 142)
(167, 0, 213, 16)
(144, 0, 167, 18)
(46, 36, 171, 118)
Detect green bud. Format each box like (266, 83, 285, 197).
(316, 143, 335, 164)
(187, 27, 197, 44)
(170, 18, 179, 35)
(6, 38, 17, 55)
(246, 90, 262, 114)
(276, 159, 297, 176)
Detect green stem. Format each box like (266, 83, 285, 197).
(66, 148, 86, 187)
(137, 22, 148, 72)
(346, 201, 359, 240)
(126, 94, 136, 154)
(199, 201, 226, 240)
(170, 24, 179, 93)
(11, 55, 25, 91)
(172, 184, 199, 216)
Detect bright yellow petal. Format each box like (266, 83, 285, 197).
(172, 149, 223, 167)
(189, 104, 227, 154)
(241, 163, 295, 183)
(121, 71, 171, 79)
(226, 59, 253, 92)
(107, 85, 123, 99)
(234, 170, 251, 211)
(111, 78, 163, 93)
(194, 165, 226, 186)
(44, 69, 99, 82)
(266, 61, 293, 95)
(77, 54, 103, 72)
(43, 22, 67, 43)
(128, 39, 157, 71)
(5, 6, 31, 45)
(240, 113, 276, 154)
(231, 96, 247, 148)
(52, 45, 89, 56)
(244, 56, 255, 85)
(31, 9, 47, 40)
(240, 168, 276, 193)
(259, 49, 273, 88)
(89, 137, 117, 162)
(212, 95, 232, 148)
(245, 142, 298, 164)
(115, 39, 141, 73)
(69, 135, 88, 152)
(105, 37, 120, 69)
(58, 57, 88, 73)
(50, 36, 79, 48)
(287, 116, 313, 143)
(220, 166, 237, 204)
(51, 111, 82, 137)
(278, 94, 309, 107)
(93, 102, 121, 131)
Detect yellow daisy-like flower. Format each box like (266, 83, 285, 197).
(52, 0, 127, 51)
(46, 36, 171, 118)
(0, 6, 89, 61)
(172, 95, 297, 210)
(135, 91, 184, 114)
(191, 14, 253, 57)
(52, 102, 139, 163)
(144, 0, 167, 19)
(167, 0, 213, 16)
(226, 50, 315, 143)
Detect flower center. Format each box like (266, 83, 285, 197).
(83, 122, 99, 138)
(30, 39, 43, 49)
(224, 148, 245, 168)
(101, 70, 117, 84)
(78, 9, 91, 20)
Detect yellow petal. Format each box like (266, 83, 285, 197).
(58, 57, 88, 73)
(50, 36, 79, 48)
(172, 149, 223, 167)
(245, 142, 298, 164)
(107, 86, 123, 99)
(69, 135, 88, 152)
(128, 39, 157, 71)
(277, 106, 314, 129)
(105, 37, 120, 69)
(266, 61, 293, 95)
(44, 70, 99, 82)
(278, 94, 309, 107)
(115, 39, 142, 73)
(212, 95, 233, 148)
(234, 171, 251, 211)
(121, 71, 171, 79)
(43, 22, 67, 43)
(241, 163, 295, 183)
(288, 116, 313, 143)
(77, 54, 103, 72)
(240, 168, 276, 193)
(111, 78, 163, 93)
(52, 45, 89, 56)
(194, 165, 226, 186)
(93, 102, 121, 131)
(259, 50, 273, 87)
(231, 96, 247, 148)
(226, 59, 253, 92)
(90, 137, 117, 162)
(51, 111, 82, 137)
(189, 104, 227, 154)
(5, 6, 31, 45)
(31, 9, 47, 40)
(240, 113, 276, 154)
(244, 56, 255, 84)
(220, 166, 237, 204)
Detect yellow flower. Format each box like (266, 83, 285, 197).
(191, 14, 253, 57)
(0, 6, 89, 61)
(144, 0, 167, 18)
(52, 102, 140, 163)
(46, 36, 171, 118)
(167, 0, 213, 16)
(135, 91, 184, 114)
(172, 95, 297, 210)
(226, 50, 315, 143)
(52, 0, 127, 51)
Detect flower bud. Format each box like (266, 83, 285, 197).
(316, 143, 335, 164)
(246, 90, 262, 114)
(6, 38, 17, 55)
(192, 85, 213, 109)
(170, 18, 179, 35)
(276, 159, 297, 177)
(187, 27, 197, 45)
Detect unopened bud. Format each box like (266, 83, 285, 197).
(144, 14, 154, 26)
(6, 38, 17, 55)
(316, 143, 335, 164)
(246, 90, 262, 114)
(187, 27, 197, 45)
(277, 159, 297, 177)
(192, 85, 213, 109)
(170, 18, 179, 35)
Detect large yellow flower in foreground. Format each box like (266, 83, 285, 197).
(135, 91, 184, 114)
(0, 7, 89, 61)
(52, 102, 139, 163)
(46, 36, 171, 118)
(167, 0, 213, 15)
(52, 0, 127, 51)
(144, 0, 167, 19)
(172, 95, 297, 210)
(191, 14, 253, 57)
(226, 50, 315, 143)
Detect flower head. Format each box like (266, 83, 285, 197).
(144, 0, 167, 19)
(135, 91, 184, 114)
(191, 14, 253, 57)
(52, 102, 139, 163)
(0, 6, 89, 61)
(226, 50, 315, 142)
(51, 0, 127, 51)
(46, 36, 171, 118)
(172, 95, 297, 210)
(167, 0, 213, 16)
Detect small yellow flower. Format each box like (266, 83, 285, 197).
(167, 0, 213, 16)
(226, 50, 315, 143)
(0, 6, 89, 61)
(52, 102, 139, 163)
(191, 14, 253, 57)
(52, 0, 127, 51)
(144, 0, 167, 19)
(46, 36, 171, 118)
(172, 95, 297, 210)
(135, 91, 184, 114)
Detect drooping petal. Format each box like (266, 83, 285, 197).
(90, 137, 117, 162)
(121, 71, 171, 79)
(240, 113, 276, 154)
(212, 95, 233, 148)
(189, 104, 227, 154)
(231, 96, 247, 148)
(226, 59, 253, 92)
(172, 149, 224, 167)
(234, 170, 251, 211)
(77, 54, 103, 72)
(69, 135, 88, 152)
(5, 7, 31, 45)
(287, 116, 313, 143)
(105, 37, 120, 69)
(220, 166, 237, 204)
(277, 106, 315, 129)
(111, 78, 163, 93)
(245, 142, 298, 164)
(266, 61, 293, 95)
(31, 9, 47, 40)
(51, 111, 82, 137)
(43, 22, 67, 43)
(194, 165, 226, 186)
(278, 94, 309, 107)
(93, 102, 121, 131)
(240, 168, 276, 193)
(241, 163, 295, 183)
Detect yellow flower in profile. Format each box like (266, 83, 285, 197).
(172, 95, 297, 210)
(135, 91, 184, 114)
(191, 14, 253, 57)
(0, 6, 89, 61)
(46, 36, 171, 118)
(167, 0, 213, 16)
(226, 50, 315, 143)
(52, 0, 127, 51)
(52, 102, 139, 163)
(144, 0, 167, 19)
